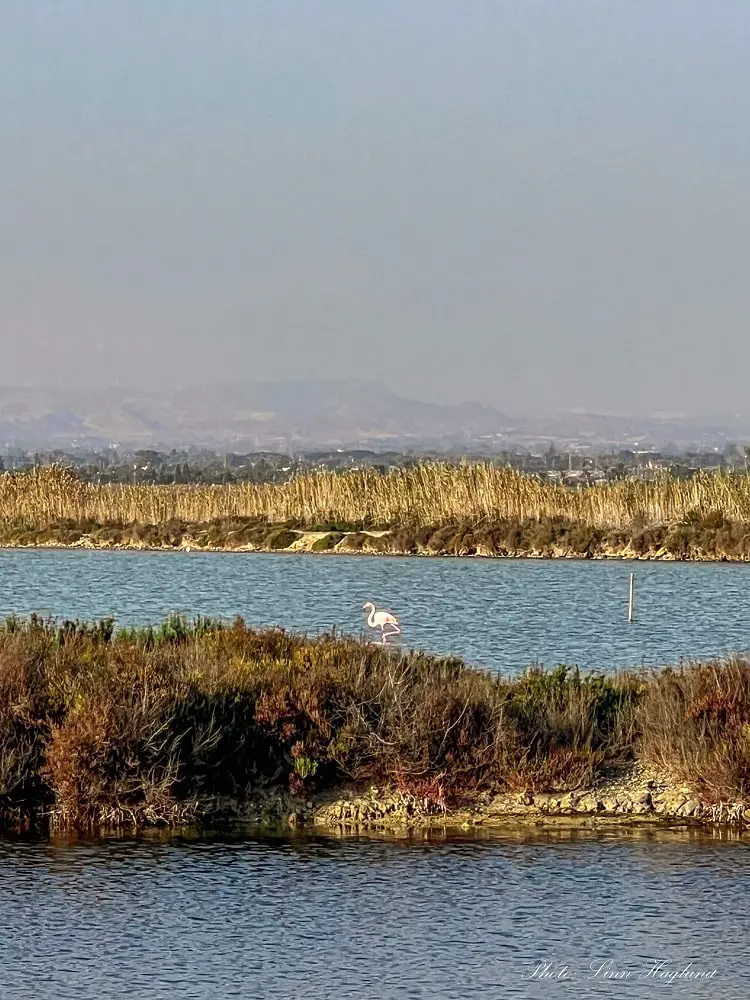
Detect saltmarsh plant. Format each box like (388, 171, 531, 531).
(500, 665, 641, 790)
(0, 614, 747, 831)
(310, 531, 345, 551)
(636, 658, 750, 803)
(0, 615, 641, 830)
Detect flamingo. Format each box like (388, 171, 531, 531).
(363, 602, 401, 644)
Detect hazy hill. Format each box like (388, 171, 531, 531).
(0, 382, 746, 452)
(0, 381, 514, 450)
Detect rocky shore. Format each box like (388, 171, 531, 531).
(204, 764, 748, 835)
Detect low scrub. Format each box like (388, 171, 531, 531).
(310, 531, 345, 551)
(0, 616, 747, 832)
(0, 616, 639, 830)
(637, 659, 750, 802)
(5, 513, 750, 560)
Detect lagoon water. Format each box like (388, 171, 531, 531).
(0, 827, 747, 1000)
(0, 548, 749, 672)
(2, 548, 749, 998)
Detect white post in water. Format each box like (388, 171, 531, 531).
(628, 572, 635, 623)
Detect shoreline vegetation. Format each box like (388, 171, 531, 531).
(0, 616, 748, 835)
(4, 466, 750, 559)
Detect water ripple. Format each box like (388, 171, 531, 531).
(0, 832, 746, 999)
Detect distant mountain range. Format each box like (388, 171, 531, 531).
(0, 381, 747, 452)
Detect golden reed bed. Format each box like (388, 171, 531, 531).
(2, 465, 750, 530)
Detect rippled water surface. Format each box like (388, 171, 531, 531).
(1, 548, 749, 670)
(0, 828, 747, 1000)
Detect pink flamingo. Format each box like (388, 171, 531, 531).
(363, 602, 401, 644)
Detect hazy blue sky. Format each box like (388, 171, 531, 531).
(2, 1, 749, 415)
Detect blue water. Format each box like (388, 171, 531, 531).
(0, 827, 746, 1000)
(0, 548, 748, 671)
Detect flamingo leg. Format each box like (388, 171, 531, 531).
(381, 623, 401, 645)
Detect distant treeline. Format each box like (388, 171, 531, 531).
(1, 443, 749, 486)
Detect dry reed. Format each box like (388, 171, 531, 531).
(2, 466, 750, 531)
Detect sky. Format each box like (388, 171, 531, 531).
(2, 1, 749, 416)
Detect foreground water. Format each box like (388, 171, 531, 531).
(1, 548, 749, 671)
(0, 827, 744, 1000)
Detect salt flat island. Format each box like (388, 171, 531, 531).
(5, 465, 750, 560)
(0, 614, 747, 836)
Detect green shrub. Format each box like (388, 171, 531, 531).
(265, 527, 297, 550)
(311, 531, 344, 551)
